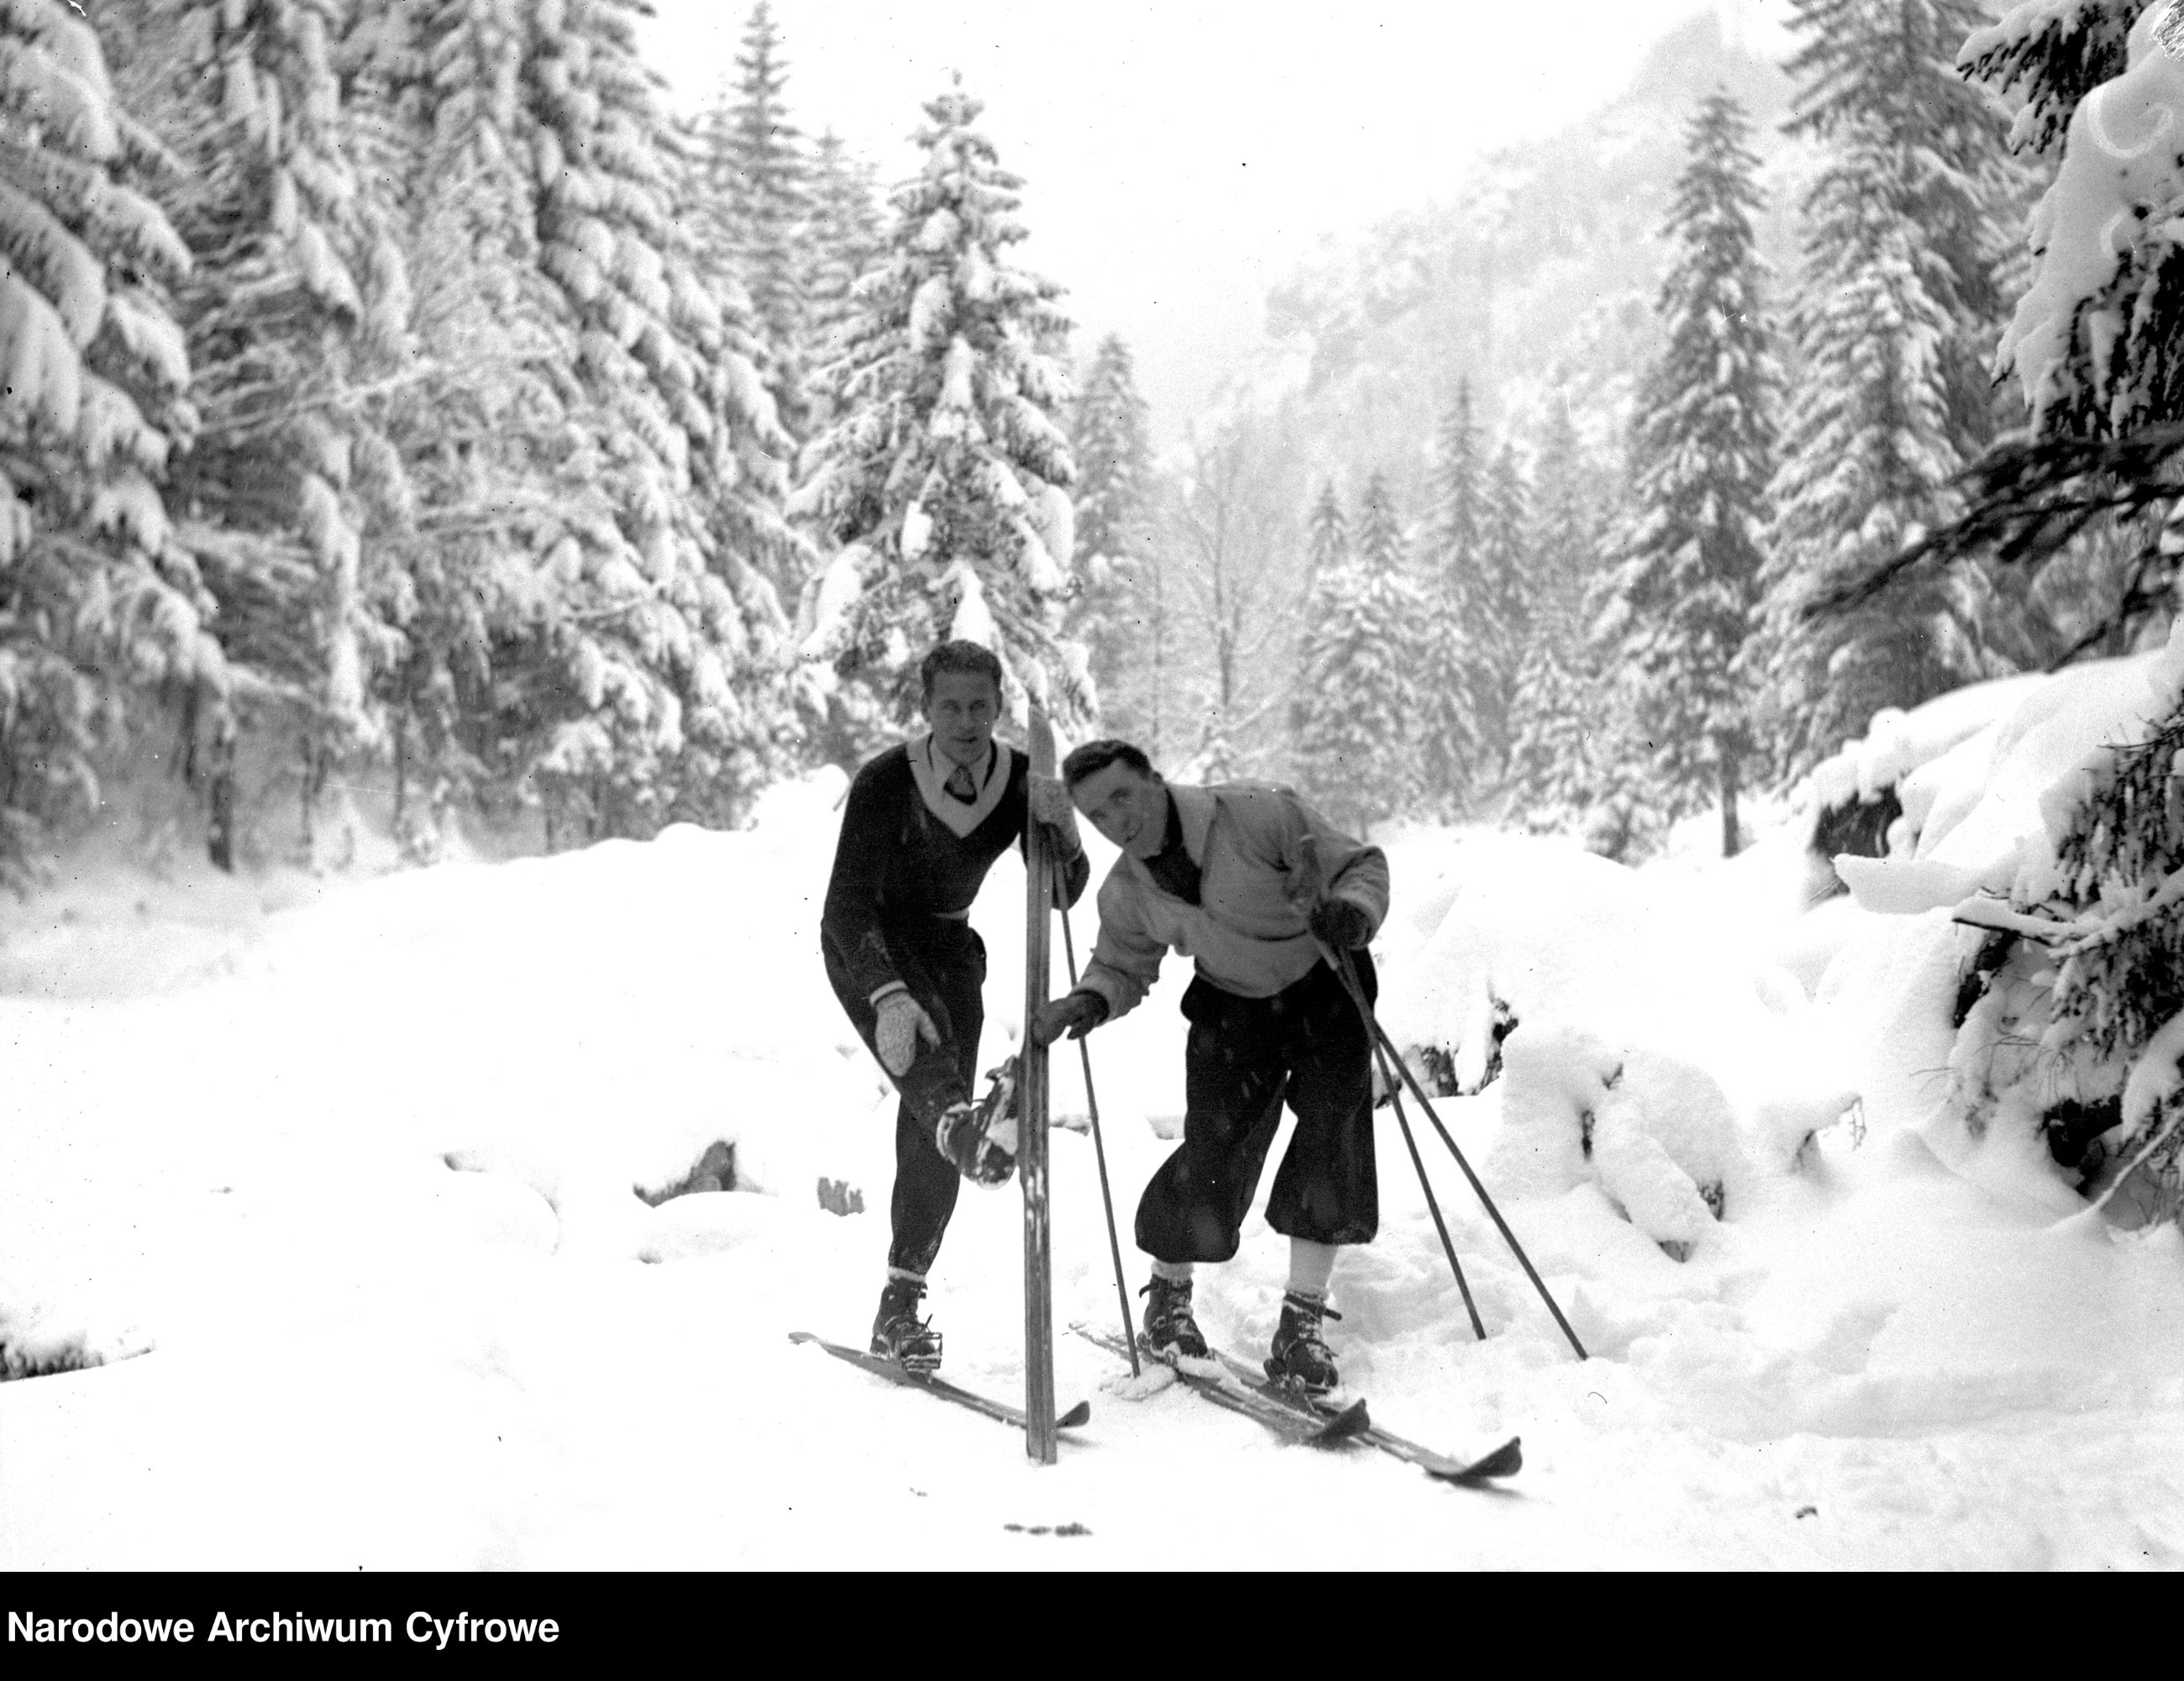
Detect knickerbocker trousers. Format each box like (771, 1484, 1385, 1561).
(1135, 953, 1380, 1264)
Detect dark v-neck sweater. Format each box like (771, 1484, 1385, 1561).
(822, 738, 1090, 1004)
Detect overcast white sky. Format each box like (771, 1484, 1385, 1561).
(638, 1, 1794, 435)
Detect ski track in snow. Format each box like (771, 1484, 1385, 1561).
(3, 774, 2181, 1570)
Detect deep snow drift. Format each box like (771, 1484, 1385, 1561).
(3, 743, 2181, 1569)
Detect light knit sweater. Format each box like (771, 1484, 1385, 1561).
(1075, 781, 1389, 1022)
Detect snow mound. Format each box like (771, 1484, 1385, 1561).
(1805, 676, 2045, 818)
(1490, 1024, 1751, 1258)
(1805, 645, 2178, 910)
(1378, 828, 1853, 1197)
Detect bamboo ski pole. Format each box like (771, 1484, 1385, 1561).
(1357, 996, 1588, 1361)
(1294, 833, 1584, 1360)
(1053, 876, 1141, 1377)
(1293, 833, 1483, 1339)
(1336, 952, 1487, 1342)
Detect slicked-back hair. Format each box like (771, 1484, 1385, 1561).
(1063, 738, 1158, 789)
(919, 640, 1005, 703)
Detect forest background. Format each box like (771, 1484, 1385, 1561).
(3, 0, 2178, 893)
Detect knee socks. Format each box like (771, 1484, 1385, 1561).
(1286, 1238, 1336, 1300)
(1148, 1242, 1336, 1296)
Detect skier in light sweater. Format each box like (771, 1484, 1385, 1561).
(822, 641, 1089, 1371)
(1032, 738, 1387, 1394)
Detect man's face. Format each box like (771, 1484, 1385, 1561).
(922, 670, 1000, 769)
(1070, 761, 1167, 859)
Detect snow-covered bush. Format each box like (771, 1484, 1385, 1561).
(1798, 677, 2051, 896)
(1490, 1024, 1752, 1260)
(1378, 828, 1861, 1255)
(1827, 625, 2184, 1216)
(1949, 634, 2184, 1214)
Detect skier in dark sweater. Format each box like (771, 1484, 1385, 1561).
(822, 640, 1089, 1370)
(1032, 738, 1387, 1395)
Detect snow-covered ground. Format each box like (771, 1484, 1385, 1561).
(3, 752, 2182, 1571)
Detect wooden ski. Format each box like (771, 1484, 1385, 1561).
(789, 1333, 1091, 1434)
(1021, 695, 1058, 1463)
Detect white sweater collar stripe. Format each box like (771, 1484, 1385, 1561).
(910, 735, 1012, 838)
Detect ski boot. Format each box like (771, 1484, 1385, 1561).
(1138, 1273, 1209, 1360)
(1264, 1290, 1342, 1396)
(870, 1274, 942, 1374)
(934, 1056, 1021, 1187)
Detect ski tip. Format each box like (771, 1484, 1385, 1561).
(1058, 1399, 1093, 1430)
(1438, 1436, 1523, 1481)
(787, 1331, 819, 1347)
(1311, 1397, 1373, 1447)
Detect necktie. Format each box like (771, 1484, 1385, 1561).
(945, 763, 978, 803)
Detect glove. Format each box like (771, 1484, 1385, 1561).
(1028, 773, 1084, 854)
(1032, 989, 1107, 1047)
(874, 990, 941, 1075)
(1308, 896, 1373, 951)
(936, 1059, 1021, 1188)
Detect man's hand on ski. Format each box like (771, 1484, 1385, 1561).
(874, 990, 942, 1075)
(936, 1058, 1021, 1187)
(1308, 896, 1373, 952)
(1028, 773, 1084, 854)
(1032, 988, 1107, 1047)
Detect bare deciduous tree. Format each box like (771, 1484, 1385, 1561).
(1159, 418, 1311, 780)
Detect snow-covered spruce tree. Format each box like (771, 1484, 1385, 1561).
(1504, 591, 1594, 841)
(1549, 396, 1668, 860)
(801, 129, 884, 426)
(0, 0, 213, 890)
(1291, 474, 1423, 834)
(1286, 477, 1349, 784)
(1305, 476, 1349, 585)
(1980, 2, 2184, 449)
(1530, 401, 1601, 649)
(1752, 0, 2024, 779)
(1067, 333, 1155, 736)
(1884, 1, 2183, 659)
(365, 119, 627, 858)
(695, 2, 809, 439)
(795, 81, 1083, 734)
(353, 0, 800, 841)
(1417, 381, 1493, 811)
(1479, 438, 1530, 700)
(1507, 406, 1607, 843)
(1938, 8, 2184, 1218)
(118, 0, 416, 867)
(1961, 0, 2149, 167)
(1610, 90, 1778, 858)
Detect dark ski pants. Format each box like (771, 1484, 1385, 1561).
(822, 916, 985, 1277)
(1136, 955, 1380, 1265)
